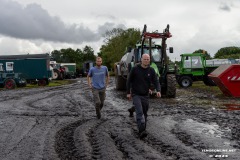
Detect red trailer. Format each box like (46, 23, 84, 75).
(208, 64, 240, 97)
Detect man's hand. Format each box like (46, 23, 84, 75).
(156, 92, 161, 98)
(127, 94, 132, 100)
(149, 89, 153, 95)
(88, 84, 92, 89)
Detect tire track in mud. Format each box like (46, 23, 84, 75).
(143, 117, 212, 160)
(55, 119, 112, 160)
(55, 116, 168, 160)
(2, 82, 87, 117)
(0, 81, 80, 102)
(1, 117, 59, 160)
(106, 117, 167, 160)
(55, 119, 90, 160)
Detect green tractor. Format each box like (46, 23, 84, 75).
(114, 24, 176, 98)
(0, 62, 26, 89)
(176, 53, 237, 88)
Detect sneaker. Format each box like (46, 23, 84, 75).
(139, 130, 148, 139)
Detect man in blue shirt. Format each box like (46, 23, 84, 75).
(87, 57, 110, 119)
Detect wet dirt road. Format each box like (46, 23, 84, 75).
(0, 77, 239, 160)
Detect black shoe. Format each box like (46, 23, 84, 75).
(128, 108, 134, 117)
(96, 108, 101, 119)
(100, 103, 103, 110)
(139, 130, 148, 139)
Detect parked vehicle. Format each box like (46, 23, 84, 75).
(60, 63, 77, 79)
(82, 61, 94, 77)
(50, 61, 66, 80)
(0, 62, 26, 89)
(114, 24, 176, 97)
(176, 53, 238, 88)
(0, 54, 52, 86)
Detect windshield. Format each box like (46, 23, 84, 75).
(138, 48, 161, 62)
(183, 56, 203, 68)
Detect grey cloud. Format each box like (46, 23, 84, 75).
(97, 22, 126, 35)
(0, 0, 124, 44)
(219, 3, 231, 12)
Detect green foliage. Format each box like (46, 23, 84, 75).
(193, 49, 212, 59)
(99, 28, 141, 70)
(50, 45, 96, 70)
(214, 46, 240, 59)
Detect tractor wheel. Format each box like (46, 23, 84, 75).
(166, 74, 177, 98)
(115, 67, 126, 90)
(179, 76, 192, 88)
(53, 69, 60, 80)
(38, 79, 47, 86)
(4, 79, 16, 89)
(203, 76, 216, 86)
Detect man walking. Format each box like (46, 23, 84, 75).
(126, 54, 161, 138)
(87, 57, 110, 119)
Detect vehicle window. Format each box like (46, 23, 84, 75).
(139, 48, 161, 62)
(191, 56, 202, 68)
(151, 49, 161, 62)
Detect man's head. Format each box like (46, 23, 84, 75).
(141, 54, 150, 68)
(96, 57, 102, 67)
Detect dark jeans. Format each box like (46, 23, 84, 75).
(92, 88, 106, 110)
(132, 95, 149, 133)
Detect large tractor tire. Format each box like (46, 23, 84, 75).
(4, 79, 16, 89)
(178, 76, 193, 88)
(203, 75, 216, 86)
(53, 69, 60, 80)
(115, 67, 126, 90)
(166, 74, 177, 98)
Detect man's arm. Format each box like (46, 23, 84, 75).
(87, 68, 92, 88)
(87, 75, 92, 88)
(105, 71, 110, 87)
(151, 69, 161, 97)
(126, 67, 135, 100)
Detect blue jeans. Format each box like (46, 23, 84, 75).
(132, 95, 149, 133)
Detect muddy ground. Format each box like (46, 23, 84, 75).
(0, 77, 239, 160)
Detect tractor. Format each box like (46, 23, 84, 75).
(114, 24, 176, 98)
(176, 53, 238, 88)
(0, 62, 26, 89)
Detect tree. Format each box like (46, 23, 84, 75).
(214, 46, 240, 59)
(82, 45, 96, 61)
(193, 49, 212, 59)
(50, 50, 62, 62)
(100, 28, 141, 69)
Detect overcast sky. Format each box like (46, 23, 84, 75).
(0, 0, 239, 60)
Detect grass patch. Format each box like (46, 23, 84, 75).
(191, 81, 221, 91)
(0, 79, 74, 90)
(25, 80, 72, 89)
(191, 81, 227, 98)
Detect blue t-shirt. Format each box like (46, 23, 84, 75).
(88, 66, 109, 89)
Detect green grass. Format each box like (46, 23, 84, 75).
(191, 81, 220, 91)
(25, 80, 71, 89)
(0, 80, 73, 90)
(190, 81, 226, 97)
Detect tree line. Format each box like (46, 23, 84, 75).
(50, 27, 240, 71)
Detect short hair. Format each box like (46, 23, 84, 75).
(96, 56, 102, 61)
